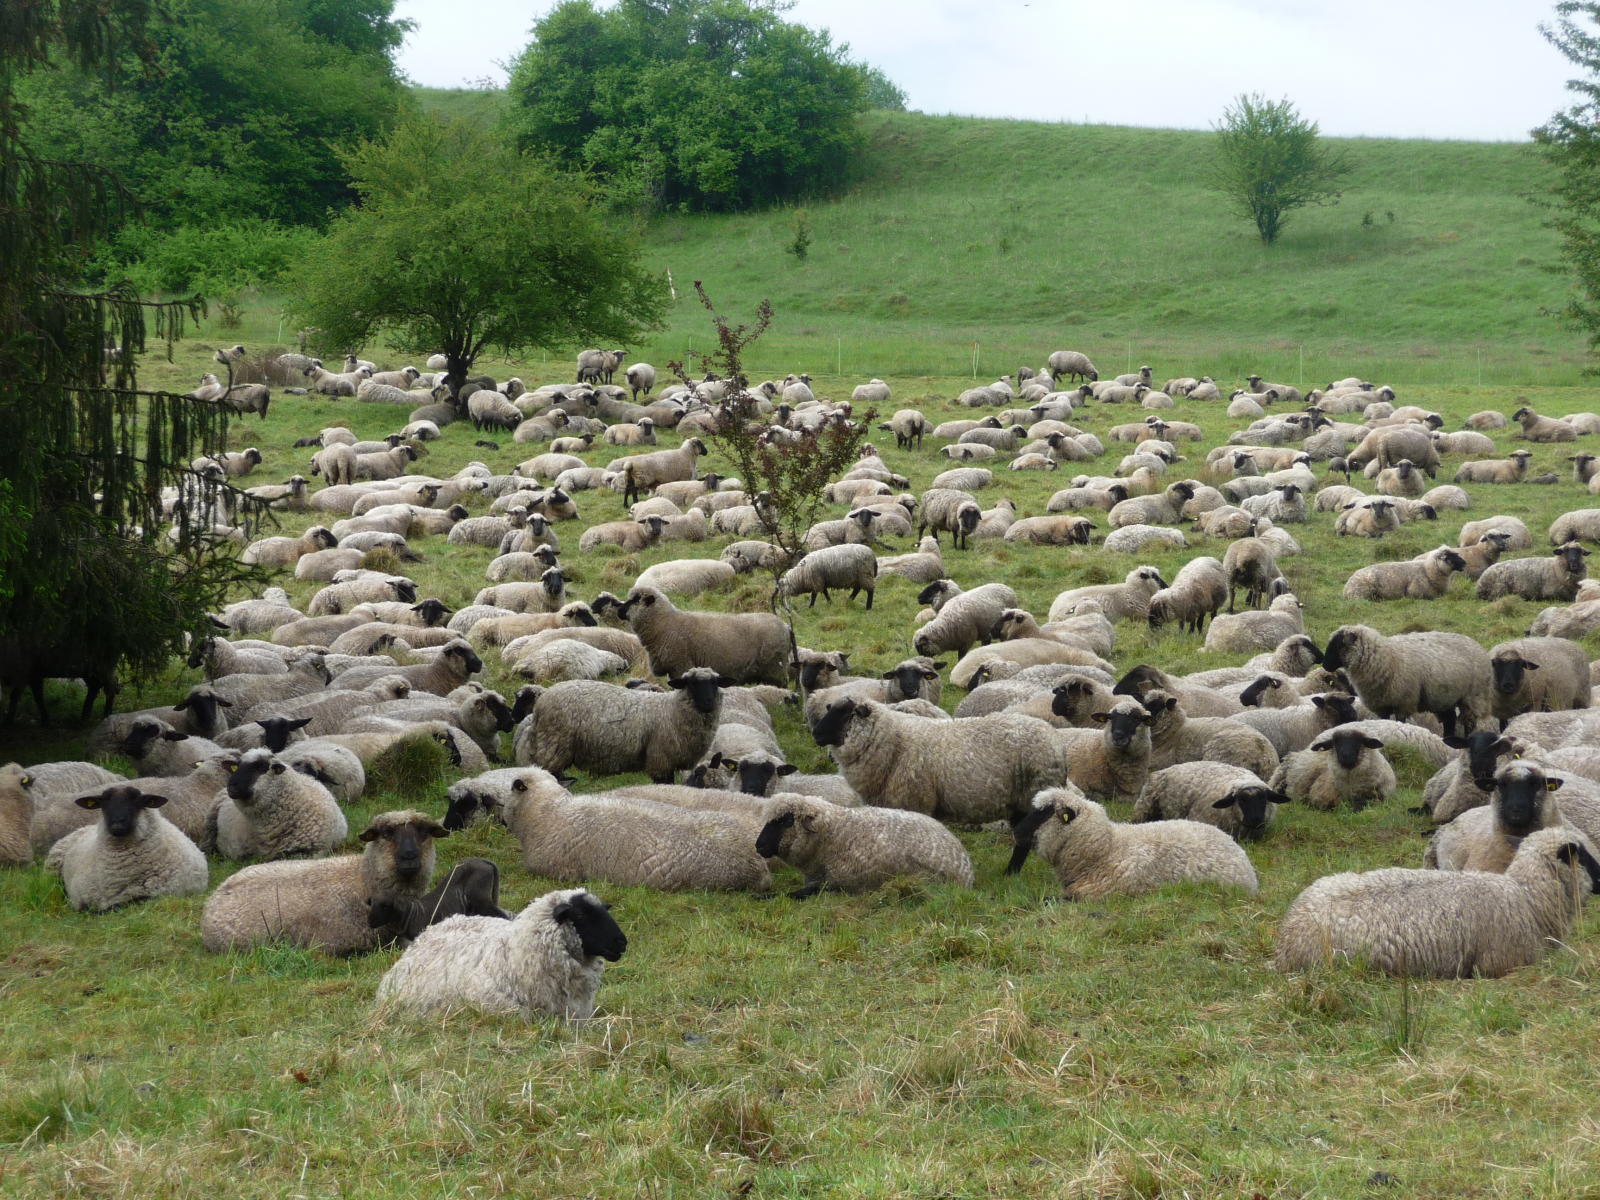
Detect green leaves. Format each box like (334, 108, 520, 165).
(1210, 94, 1352, 245)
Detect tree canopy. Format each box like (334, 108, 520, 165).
(504, 0, 879, 211)
(1535, 2, 1600, 360)
(289, 117, 671, 391)
(1210, 94, 1351, 245)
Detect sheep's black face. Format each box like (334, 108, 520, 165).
(1239, 676, 1279, 708)
(227, 754, 273, 801)
(570, 605, 597, 627)
(884, 663, 927, 702)
(1557, 841, 1600, 888)
(1562, 545, 1590, 575)
(1327, 731, 1367, 771)
(1322, 631, 1350, 671)
(394, 582, 418, 604)
(390, 825, 425, 878)
(1491, 655, 1529, 696)
(542, 569, 565, 598)
(811, 700, 860, 747)
(453, 646, 485, 676)
(671, 672, 728, 715)
(958, 507, 980, 534)
(1453, 731, 1513, 789)
(122, 719, 167, 760)
(1101, 705, 1149, 751)
(556, 893, 627, 962)
(798, 659, 831, 692)
(485, 695, 515, 733)
(916, 581, 950, 606)
(1112, 665, 1159, 698)
(1496, 766, 1552, 833)
(1316, 694, 1359, 727)
(413, 599, 450, 626)
(77, 784, 157, 838)
(442, 790, 483, 832)
(756, 811, 795, 857)
(736, 759, 780, 796)
(1217, 786, 1280, 835)
(257, 716, 312, 753)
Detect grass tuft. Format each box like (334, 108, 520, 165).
(364, 731, 451, 799)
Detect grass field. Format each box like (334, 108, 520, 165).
(5, 326, 1600, 1197)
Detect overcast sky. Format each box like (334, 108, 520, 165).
(394, 0, 1577, 141)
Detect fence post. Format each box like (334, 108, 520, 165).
(973, 341, 979, 379)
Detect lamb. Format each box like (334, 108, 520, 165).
(210, 748, 348, 861)
(1275, 828, 1599, 978)
(1142, 690, 1280, 778)
(1269, 727, 1396, 811)
(1455, 450, 1533, 484)
(1014, 789, 1258, 897)
(1146, 556, 1228, 634)
(201, 810, 448, 954)
(1342, 545, 1467, 601)
(43, 785, 208, 911)
(634, 558, 737, 597)
(1425, 761, 1582, 873)
(578, 516, 665, 553)
(375, 887, 625, 1020)
(1005, 514, 1095, 546)
(917, 488, 983, 549)
(911, 581, 1020, 657)
(1132, 762, 1283, 840)
(1489, 637, 1592, 721)
(755, 795, 973, 897)
(517, 668, 733, 782)
(502, 774, 770, 891)
(1455, 530, 1512, 580)
(1513, 405, 1579, 443)
(1204, 592, 1304, 652)
(1221, 537, 1283, 611)
(1476, 543, 1590, 602)
(1322, 624, 1492, 737)
(620, 587, 790, 686)
(778, 544, 878, 610)
(810, 698, 1068, 830)
(1233, 692, 1360, 757)
(1046, 566, 1167, 624)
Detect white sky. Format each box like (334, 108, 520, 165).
(395, 0, 1578, 141)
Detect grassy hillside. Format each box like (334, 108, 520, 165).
(5, 333, 1600, 1196)
(407, 85, 507, 126)
(638, 112, 1588, 385)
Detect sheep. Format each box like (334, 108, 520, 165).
(777, 544, 878, 610)
(1348, 425, 1441, 476)
(1048, 482, 1128, 513)
(1132, 762, 1283, 840)
(201, 810, 448, 954)
(1004, 514, 1094, 546)
(911, 582, 1020, 658)
(811, 699, 1068, 833)
(375, 886, 624, 1020)
(1047, 566, 1167, 624)
(1453, 530, 1512, 580)
(1015, 789, 1259, 897)
(1221, 537, 1282, 611)
(1275, 827, 1599, 978)
(1513, 405, 1579, 443)
(917, 488, 982, 549)
(929, 467, 993, 492)
(1375, 458, 1428, 499)
(1425, 761, 1583, 873)
(577, 516, 666, 555)
(1269, 727, 1396, 811)
(1476, 543, 1591, 602)
(633, 558, 736, 598)
(333, 639, 483, 698)
(1048, 350, 1098, 382)
(1432, 430, 1498, 455)
(504, 775, 770, 891)
(306, 572, 417, 616)
(1322, 624, 1492, 737)
(1104, 524, 1186, 554)
(1488, 637, 1592, 721)
(1422, 730, 1523, 825)
(1342, 545, 1468, 601)
(949, 639, 1113, 690)
(1146, 556, 1228, 634)
(105, 716, 224, 779)
(1108, 481, 1196, 528)
(1239, 483, 1307, 524)
(43, 785, 208, 911)
(207, 654, 331, 711)
(799, 658, 944, 727)
(1465, 411, 1510, 431)
(1142, 690, 1280, 778)
(1204, 592, 1304, 652)
(620, 587, 791, 686)
(609, 438, 707, 504)
(876, 536, 945, 584)
(1233, 692, 1360, 757)
(706, 756, 860, 806)
(604, 418, 657, 447)
(1551, 509, 1600, 550)
(210, 748, 348, 861)
(1461, 516, 1533, 552)
(1053, 698, 1156, 805)
(242, 526, 338, 567)
(511, 638, 630, 684)
(1192, 506, 1261, 538)
(1455, 450, 1534, 484)
(880, 409, 933, 449)
(755, 795, 972, 897)
(804, 508, 878, 550)
(1333, 497, 1399, 538)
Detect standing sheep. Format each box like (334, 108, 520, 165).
(912, 582, 1019, 657)
(1323, 624, 1492, 737)
(621, 588, 791, 686)
(779, 544, 878, 609)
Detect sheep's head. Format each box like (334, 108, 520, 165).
(553, 890, 627, 962)
(123, 716, 183, 761)
(1211, 785, 1284, 837)
(1311, 728, 1386, 772)
(794, 650, 849, 693)
(668, 668, 736, 715)
(75, 784, 167, 839)
(254, 716, 313, 752)
(812, 698, 870, 747)
(360, 809, 448, 885)
(1559, 542, 1591, 576)
(1090, 699, 1156, 751)
(411, 598, 450, 626)
(882, 658, 940, 701)
(1513, 406, 1533, 422)
(1495, 761, 1562, 834)
(224, 748, 283, 804)
(1239, 675, 1286, 708)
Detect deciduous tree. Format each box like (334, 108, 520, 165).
(1210, 94, 1351, 245)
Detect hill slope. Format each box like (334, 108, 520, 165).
(638, 112, 1585, 385)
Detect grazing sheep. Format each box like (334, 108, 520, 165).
(44, 784, 208, 911)
(211, 748, 348, 861)
(917, 488, 983, 549)
(810, 698, 1068, 830)
(1343, 545, 1467, 601)
(1269, 727, 1396, 811)
(912, 582, 1019, 657)
(1455, 450, 1534, 484)
(1275, 828, 1599, 977)
(1132, 762, 1282, 840)
(1323, 624, 1492, 737)
(1142, 690, 1280, 778)
(1047, 565, 1168, 624)
(201, 810, 448, 954)
(753, 794, 972, 898)
(1048, 350, 1098, 382)
(1015, 789, 1258, 896)
(1221, 537, 1283, 611)
(1147, 557, 1228, 634)
(881, 409, 934, 449)
(375, 887, 624, 1020)
(1513, 405, 1579, 443)
(1425, 761, 1581, 873)
(1476, 543, 1590, 602)
(779, 544, 878, 609)
(621, 588, 790, 686)
(1204, 592, 1304, 652)
(1488, 637, 1592, 721)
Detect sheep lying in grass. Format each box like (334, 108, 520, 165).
(201, 810, 448, 954)
(44, 785, 208, 911)
(1141, 690, 1280, 778)
(1425, 761, 1584, 873)
(1513, 405, 1579, 443)
(1047, 566, 1167, 624)
(1014, 788, 1259, 897)
(755, 794, 973, 897)
(1342, 545, 1467, 601)
(1276, 828, 1600, 978)
(1269, 728, 1396, 811)
(376, 888, 626, 1020)
(1455, 449, 1533, 484)
(1476, 543, 1590, 602)
(1131, 762, 1282, 840)
(366, 858, 512, 942)
(1204, 593, 1303, 652)
(209, 749, 347, 860)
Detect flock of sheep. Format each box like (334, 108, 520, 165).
(7, 344, 1600, 1021)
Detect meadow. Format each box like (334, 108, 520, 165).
(4, 321, 1600, 1197)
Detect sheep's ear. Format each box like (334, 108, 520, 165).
(1059, 806, 1076, 824)
(776, 764, 799, 776)
(1089, 711, 1111, 723)
(1361, 737, 1385, 750)
(1212, 796, 1238, 810)
(161, 730, 189, 742)
(552, 900, 575, 924)
(715, 676, 738, 689)
(1548, 778, 1565, 792)
(709, 752, 726, 768)
(173, 696, 192, 711)
(75, 796, 100, 809)
(289, 717, 312, 730)
(1524, 662, 1540, 671)
(140, 794, 168, 808)
(417, 820, 449, 839)
(511, 778, 529, 793)
(215, 696, 233, 707)
(1309, 738, 1331, 752)
(1164, 697, 1177, 711)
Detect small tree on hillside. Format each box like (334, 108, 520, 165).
(668, 284, 876, 629)
(1210, 94, 1351, 245)
(290, 117, 670, 397)
(1535, 2, 1600, 361)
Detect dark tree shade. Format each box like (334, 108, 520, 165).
(505, 0, 880, 211)
(1210, 94, 1351, 245)
(1535, 2, 1600, 361)
(289, 117, 671, 395)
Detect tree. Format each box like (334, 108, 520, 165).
(505, 0, 875, 211)
(1210, 94, 1351, 245)
(1534, 2, 1600, 359)
(289, 117, 671, 395)
(861, 65, 907, 111)
(1, 1, 261, 724)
